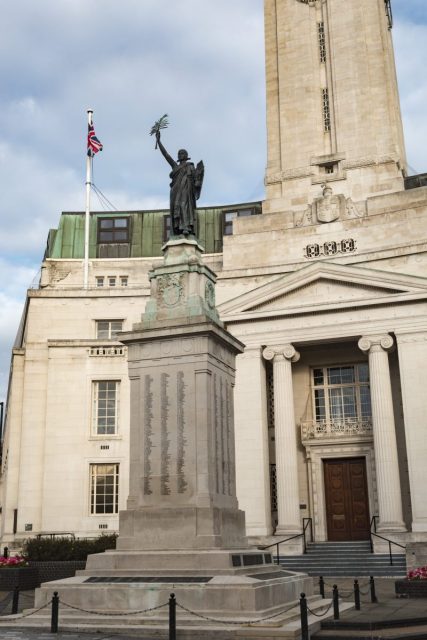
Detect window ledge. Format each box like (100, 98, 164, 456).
(88, 436, 123, 441)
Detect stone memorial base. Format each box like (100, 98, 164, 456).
(34, 548, 313, 622)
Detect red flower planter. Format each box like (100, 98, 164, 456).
(0, 567, 39, 591)
(395, 579, 427, 598)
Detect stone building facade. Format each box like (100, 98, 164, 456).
(1, 0, 427, 551)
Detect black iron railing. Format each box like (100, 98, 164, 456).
(258, 518, 313, 565)
(369, 514, 405, 565)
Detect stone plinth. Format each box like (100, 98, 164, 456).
(117, 323, 246, 550)
(114, 238, 247, 551)
(142, 237, 221, 329)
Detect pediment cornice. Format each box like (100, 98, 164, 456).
(218, 262, 427, 321)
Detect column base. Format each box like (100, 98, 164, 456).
(377, 521, 407, 534)
(275, 525, 302, 537)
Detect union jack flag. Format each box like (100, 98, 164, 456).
(87, 123, 103, 156)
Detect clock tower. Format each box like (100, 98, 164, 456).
(264, 0, 407, 212)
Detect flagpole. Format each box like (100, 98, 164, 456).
(83, 109, 93, 289)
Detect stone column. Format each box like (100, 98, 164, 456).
(358, 335, 406, 533)
(395, 331, 427, 532)
(263, 345, 301, 535)
(234, 347, 272, 536)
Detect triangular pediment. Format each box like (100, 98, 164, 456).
(219, 262, 427, 319)
(254, 278, 400, 312)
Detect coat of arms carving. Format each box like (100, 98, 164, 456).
(314, 184, 346, 224)
(157, 274, 184, 308)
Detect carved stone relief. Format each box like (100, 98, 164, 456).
(294, 205, 313, 228)
(157, 273, 184, 308)
(345, 199, 366, 220)
(304, 238, 357, 259)
(314, 185, 346, 223)
(205, 281, 215, 309)
(296, 186, 364, 228)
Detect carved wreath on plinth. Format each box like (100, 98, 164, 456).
(157, 274, 184, 308)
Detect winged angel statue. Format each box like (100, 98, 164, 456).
(151, 115, 204, 238)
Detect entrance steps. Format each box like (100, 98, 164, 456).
(277, 541, 406, 577)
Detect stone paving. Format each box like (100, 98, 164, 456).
(0, 578, 425, 639)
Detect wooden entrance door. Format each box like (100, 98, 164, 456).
(324, 458, 370, 541)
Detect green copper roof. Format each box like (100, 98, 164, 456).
(46, 203, 262, 259)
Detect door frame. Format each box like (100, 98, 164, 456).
(305, 443, 377, 542)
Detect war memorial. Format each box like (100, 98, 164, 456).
(2, 0, 427, 635)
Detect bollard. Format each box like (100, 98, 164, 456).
(12, 587, 19, 615)
(51, 592, 59, 633)
(3, 547, 8, 559)
(370, 576, 378, 604)
(300, 593, 309, 640)
(319, 575, 325, 599)
(354, 579, 361, 611)
(169, 593, 176, 640)
(332, 584, 340, 620)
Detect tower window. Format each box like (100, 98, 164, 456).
(385, 0, 393, 29)
(322, 88, 331, 132)
(318, 22, 326, 63)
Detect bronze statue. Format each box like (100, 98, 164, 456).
(151, 116, 204, 237)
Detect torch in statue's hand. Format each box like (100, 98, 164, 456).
(150, 114, 169, 149)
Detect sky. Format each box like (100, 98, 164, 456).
(0, 0, 426, 403)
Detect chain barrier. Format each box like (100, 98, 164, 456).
(359, 586, 372, 596)
(59, 599, 169, 617)
(306, 600, 333, 618)
(15, 600, 52, 619)
(322, 581, 336, 589)
(322, 579, 370, 589)
(176, 600, 300, 625)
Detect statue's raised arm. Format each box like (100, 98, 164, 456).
(156, 131, 175, 169)
(151, 118, 204, 238)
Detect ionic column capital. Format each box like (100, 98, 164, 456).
(263, 344, 300, 363)
(358, 334, 394, 354)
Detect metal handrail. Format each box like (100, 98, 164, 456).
(369, 515, 405, 565)
(258, 518, 313, 565)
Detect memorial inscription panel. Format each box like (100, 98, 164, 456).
(177, 371, 188, 494)
(142, 368, 191, 502)
(143, 375, 154, 496)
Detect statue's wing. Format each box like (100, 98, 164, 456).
(194, 161, 204, 200)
